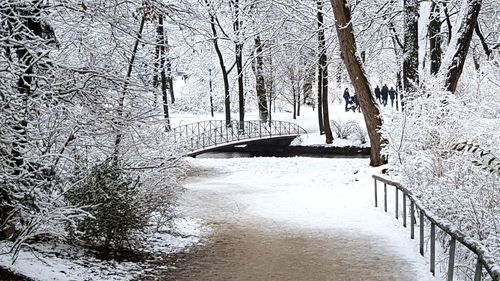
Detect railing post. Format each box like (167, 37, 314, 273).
(420, 210, 424, 256)
(403, 193, 407, 227)
(411, 201, 415, 239)
(395, 187, 399, 219)
(448, 237, 456, 281)
(374, 179, 378, 207)
(431, 222, 436, 275)
(197, 123, 200, 148)
(209, 121, 212, 146)
(474, 257, 483, 281)
(384, 183, 387, 212)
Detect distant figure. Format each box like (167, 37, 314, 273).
(381, 84, 389, 106)
(343, 88, 350, 112)
(374, 85, 381, 104)
(351, 94, 360, 112)
(389, 87, 397, 108)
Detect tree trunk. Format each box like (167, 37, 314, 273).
(329, 0, 386, 166)
(303, 66, 314, 104)
(209, 68, 214, 117)
(403, 0, 419, 92)
(236, 42, 244, 130)
(114, 15, 145, 160)
(252, 37, 268, 122)
(297, 89, 301, 117)
(167, 57, 175, 104)
(159, 15, 171, 132)
(444, 3, 453, 44)
(208, 12, 231, 125)
(232, 0, 244, 130)
(429, 1, 442, 75)
(442, 0, 482, 93)
(474, 23, 492, 59)
(316, 2, 325, 135)
(318, 0, 333, 143)
(292, 80, 297, 120)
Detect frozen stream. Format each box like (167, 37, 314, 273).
(165, 157, 435, 281)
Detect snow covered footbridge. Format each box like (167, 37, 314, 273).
(168, 120, 307, 156)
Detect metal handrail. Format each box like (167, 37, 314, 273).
(168, 120, 307, 153)
(373, 175, 500, 281)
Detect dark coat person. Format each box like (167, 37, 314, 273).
(343, 88, 350, 112)
(351, 94, 360, 112)
(389, 87, 397, 108)
(381, 84, 389, 106)
(374, 85, 381, 104)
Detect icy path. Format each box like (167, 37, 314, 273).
(169, 157, 435, 281)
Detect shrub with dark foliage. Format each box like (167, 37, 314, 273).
(67, 160, 147, 252)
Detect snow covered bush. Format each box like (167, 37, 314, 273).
(352, 122, 368, 144)
(331, 119, 357, 139)
(66, 160, 147, 252)
(380, 73, 500, 276)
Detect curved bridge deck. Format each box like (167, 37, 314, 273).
(168, 120, 307, 156)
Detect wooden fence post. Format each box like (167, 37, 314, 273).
(420, 210, 424, 256)
(431, 223, 436, 275)
(448, 237, 456, 281)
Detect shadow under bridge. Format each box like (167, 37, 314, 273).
(168, 120, 307, 156)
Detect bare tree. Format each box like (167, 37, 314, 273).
(329, 0, 386, 166)
(317, 0, 333, 143)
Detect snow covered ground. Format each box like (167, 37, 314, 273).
(0, 218, 207, 281)
(180, 157, 438, 280)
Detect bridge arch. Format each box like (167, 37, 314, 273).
(168, 120, 307, 156)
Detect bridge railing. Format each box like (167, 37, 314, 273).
(373, 175, 500, 281)
(168, 120, 307, 153)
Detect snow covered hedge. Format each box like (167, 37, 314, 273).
(380, 69, 500, 277)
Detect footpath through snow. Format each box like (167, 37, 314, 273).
(168, 157, 436, 281)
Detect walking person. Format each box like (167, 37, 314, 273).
(352, 94, 361, 112)
(343, 88, 350, 112)
(389, 87, 397, 108)
(381, 84, 389, 106)
(374, 85, 381, 104)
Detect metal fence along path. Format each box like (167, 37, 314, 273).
(168, 120, 307, 156)
(373, 175, 500, 281)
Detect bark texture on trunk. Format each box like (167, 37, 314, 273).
(251, 36, 268, 122)
(403, 0, 419, 92)
(316, 2, 324, 134)
(429, 1, 442, 75)
(329, 0, 385, 166)
(318, 0, 333, 144)
(443, 0, 482, 93)
(232, 0, 244, 130)
(159, 16, 171, 132)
